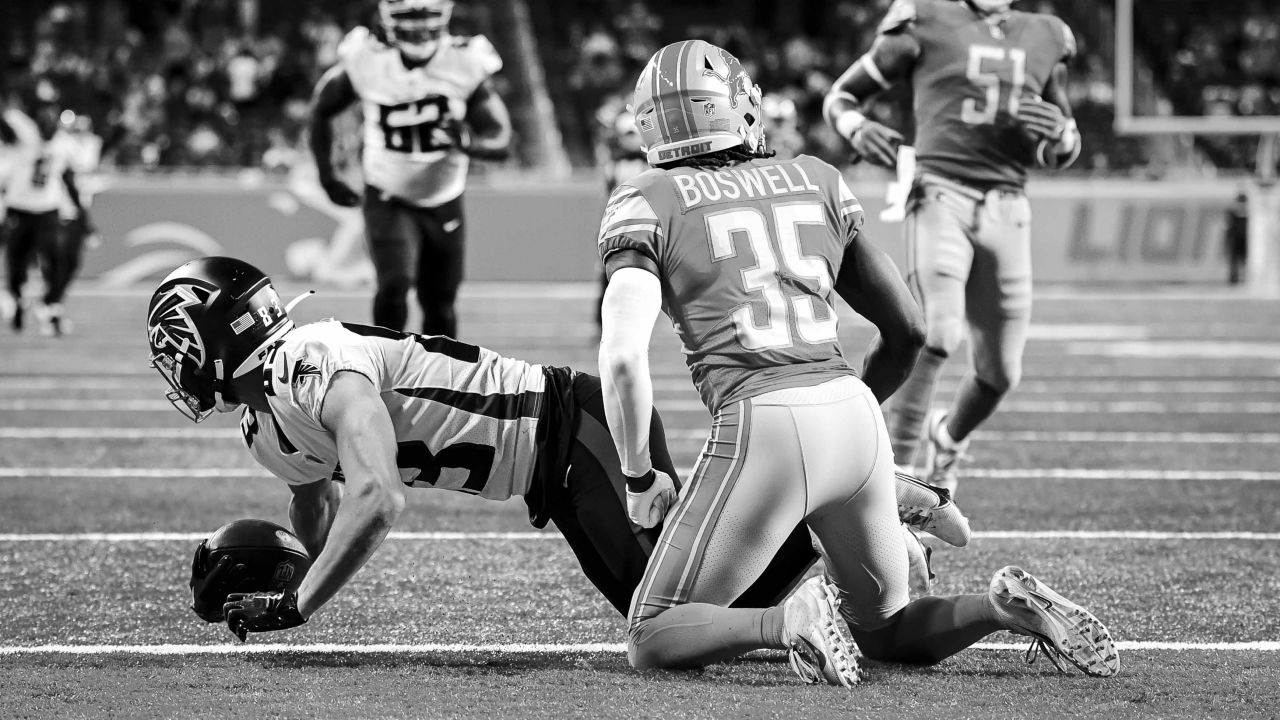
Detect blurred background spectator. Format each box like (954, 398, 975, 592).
(1, 0, 1276, 176)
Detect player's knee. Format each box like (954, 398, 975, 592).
(626, 620, 660, 670)
(978, 360, 1022, 396)
(376, 273, 413, 298)
(923, 319, 964, 357)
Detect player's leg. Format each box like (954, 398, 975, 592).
(885, 182, 976, 470)
(804, 380, 1007, 664)
(627, 398, 810, 670)
(5, 210, 41, 331)
(414, 195, 464, 338)
(945, 193, 1033, 444)
(361, 187, 420, 331)
(35, 212, 72, 335)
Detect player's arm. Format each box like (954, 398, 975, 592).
(1018, 61, 1081, 169)
(834, 233, 926, 404)
(460, 80, 512, 161)
(287, 476, 344, 559)
(823, 32, 919, 168)
(61, 168, 82, 212)
(599, 250, 676, 528)
(307, 65, 361, 207)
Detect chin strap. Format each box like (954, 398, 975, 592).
(285, 290, 315, 314)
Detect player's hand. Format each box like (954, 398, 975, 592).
(224, 589, 307, 641)
(190, 554, 246, 622)
(850, 120, 903, 168)
(1017, 98, 1067, 143)
(625, 468, 677, 529)
(319, 176, 361, 208)
(428, 119, 469, 153)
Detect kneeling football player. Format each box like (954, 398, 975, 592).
(147, 257, 965, 641)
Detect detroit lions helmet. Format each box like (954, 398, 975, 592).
(631, 40, 766, 166)
(147, 257, 293, 422)
(380, 0, 454, 62)
(190, 519, 312, 623)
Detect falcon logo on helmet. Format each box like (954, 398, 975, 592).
(147, 257, 296, 423)
(631, 40, 766, 166)
(380, 0, 454, 62)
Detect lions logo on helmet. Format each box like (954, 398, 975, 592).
(380, 0, 454, 62)
(631, 40, 766, 166)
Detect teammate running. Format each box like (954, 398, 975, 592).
(309, 0, 511, 337)
(823, 0, 1081, 492)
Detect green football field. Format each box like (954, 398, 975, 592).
(2, 283, 1278, 719)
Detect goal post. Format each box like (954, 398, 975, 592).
(1114, 0, 1280, 295)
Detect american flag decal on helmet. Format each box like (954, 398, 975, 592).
(231, 312, 256, 335)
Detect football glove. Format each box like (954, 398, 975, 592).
(319, 176, 361, 208)
(849, 120, 904, 169)
(224, 589, 307, 641)
(625, 468, 677, 529)
(190, 554, 246, 622)
(1016, 98, 1067, 143)
(428, 118, 469, 153)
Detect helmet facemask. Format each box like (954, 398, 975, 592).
(381, 0, 453, 62)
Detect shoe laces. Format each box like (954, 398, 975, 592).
(1023, 638, 1068, 674)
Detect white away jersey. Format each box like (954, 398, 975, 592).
(1, 110, 77, 213)
(339, 26, 502, 207)
(241, 320, 545, 501)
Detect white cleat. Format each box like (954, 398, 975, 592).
(895, 467, 971, 547)
(783, 576, 860, 687)
(923, 410, 967, 495)
(989, 566, 1120, 678)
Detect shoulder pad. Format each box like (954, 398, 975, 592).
(877, 0, 917, 35)
(459, 34, 503, 77)
(337, 26, 376, 65)
(1057, 19, 1078, 61)
(624, 167, 668, 194)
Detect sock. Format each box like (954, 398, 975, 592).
(628, 604, 783, 670)
(886, 348, 948, 466)
(849, 594, 1003, 665)
(946, 375, 1005, 443)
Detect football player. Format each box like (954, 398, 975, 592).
(309, 0, 512, 338)
(598, 40, 1116, 685)
(823, 0, 1080, 492)
(0, 104, 87, 335)
(147, 257, 965, 641)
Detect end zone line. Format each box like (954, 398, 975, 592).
(0, 640, 1274, 656)
(1, 530, 1278, 542)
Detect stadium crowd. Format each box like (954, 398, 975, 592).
(1, 0, 1276, 173)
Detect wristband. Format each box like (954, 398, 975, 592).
(834, 110, 868, 142)
(626, 468, 657, 493)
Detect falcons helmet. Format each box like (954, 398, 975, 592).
(146, 257, 293, 422)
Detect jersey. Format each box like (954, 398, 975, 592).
(598, 154, 862, 414)
(339, 26, 502, 207)
(880, 0, 1076, 188)
(1, 110, 76, 214)
(241, 320, 545, 501)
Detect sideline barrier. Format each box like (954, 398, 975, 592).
(78, 175, 1237, 285)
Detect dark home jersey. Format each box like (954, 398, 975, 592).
(878, 0, 1076, 188)
(240, 320, 545, 500)
(597, 154, 863, 413)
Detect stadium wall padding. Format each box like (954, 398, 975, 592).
(79, 176, 1240, 286)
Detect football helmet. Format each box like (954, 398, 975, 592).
(147, 257, 293, 422)
(380, 0, 454, 62)
(631, 40, 765, 166)
(190, 519, 312, 623)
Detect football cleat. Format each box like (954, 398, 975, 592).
(783, 576, 860, 687)
(988, 566, 1120, 678)
(895, 467, 971, 547)
(923, 410, 968, 495)
(902, 525, 934, 598)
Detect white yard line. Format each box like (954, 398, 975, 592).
(4, 427, 1279, 445)
(3, 467, 1280, 481)
(0, 640, 1274, 656)
(5, 399, 1280, 414)
(1, 530, 1277, 543)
